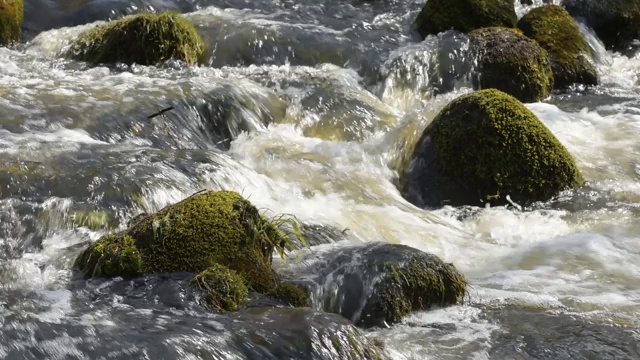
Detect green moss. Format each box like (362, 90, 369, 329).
(428, 89, 583, 206)
(68, 11, 206, 66)
(0, 0, 23, 46)
(518, 5, 598, 88)
(268, 282, 310, 307)
(470, 27, 554, 103)
(192, 264, 248, 312)
(415, 0, 516, 39)
(369, 257, 467, 325)
(127, 190, 284, 292)
(74, 233, 143, 278)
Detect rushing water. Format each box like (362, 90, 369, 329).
(1, 0, 640, 358)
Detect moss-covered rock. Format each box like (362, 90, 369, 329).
(75, 191, 290, 295)
(128, 191, 284, 292)
(268, 282, 310, 307)
(192, 264, 248, 312)
(518, 5, 598, 88)
(562, 0, 640, 50)
(415, 0, 517, 39)
(0, 0, 23, 46)
(68, 11, 206, 66)
(401, 89, 583, 208)
(280, 242, 467, 327)
(357, 245, 467, 327)
(470, 27, 554, 103)
(74, 233, 143, 278)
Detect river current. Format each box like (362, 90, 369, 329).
(1, 0, 639, 358)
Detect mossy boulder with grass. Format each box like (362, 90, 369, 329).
(68, 11, 206, 66)
(401, 89, 583, 208)
(75, 190, 297, 300)
(415, 0, 517, 39)
(192, 263, 249, 312)
(0, 0, 22, 46)
(562, 0, 640, 50)
(470, 27, 554, 103)
(518, 5, 598, 88)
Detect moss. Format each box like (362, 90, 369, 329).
(563, 0, 640, 50)
(415, 0, 516, 39)
(268, 282, 310, 307)
(365, 256, 467, 326)
(518, 5, 598, 88)
(192, 264, 248, 312)
(74, 233, 143, 278)
(0, 0, 23, 46)
(470, 27, 553, 103)
(426, 89, 583, 206)
(127, 190, 284, 292)
(68, 11, 206, 66)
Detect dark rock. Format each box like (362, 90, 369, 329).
(562, 0, 640, 50)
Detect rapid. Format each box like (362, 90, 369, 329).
(0, 0, 639, 358)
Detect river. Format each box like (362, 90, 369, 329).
(0, 0, 639, 358)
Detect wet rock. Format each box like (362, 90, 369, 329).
(415, 0, 516, 39)
(280, 85, 397, 142)
(482, 304, 640, 359)
(518, 5, 598, 89)
(378, 31, 474, 106)
(470, 27, 554, 102)
(231, 307, 386, 359)
(280, 242, 466, 328)
(400, 89, 584, 208)
(0, 0, 23, 45)
(562, 0, 640, 50)
(193, 83, 287, 149)
(299, 223, 351, 247)
(68, 11, 206, 66)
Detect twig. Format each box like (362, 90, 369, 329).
(147, 106, 175, 119)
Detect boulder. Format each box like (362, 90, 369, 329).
(75, 191, 297, 296)
(279, 242, 467, 327)
(401, 89, 583, 208)
(68, 11, 206, 66)
(470, 27, 554, 102)
(0, 0, 23, 45)
(518, 5, 598, 88)
(562, 0, 640, 50)
(415, 0, 517, 39)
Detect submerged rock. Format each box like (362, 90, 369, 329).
(482, 304, 640, 359)
(470, 27, 554, 103)
(0, 0, 23, 46)
(415, 0, 516, 39)
(401, 89, 583, 208)
(280, 242, 467, 328)
(562, 0, 640, 50)
(68, 11, 206, 66)
(518, 5, 598, 89)
(75, 190, 305, 311)
(232, 308, 386, 359)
